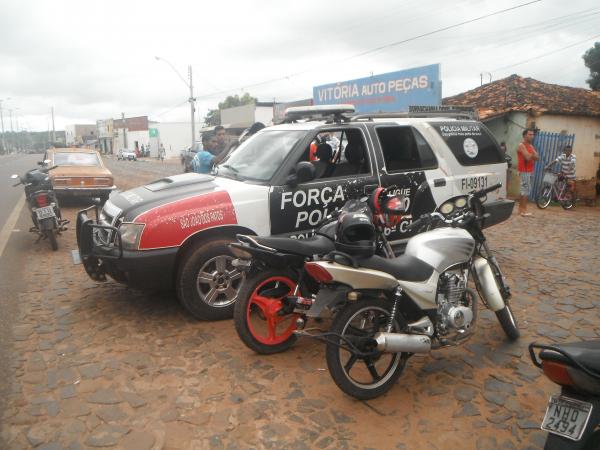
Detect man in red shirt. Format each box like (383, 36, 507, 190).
(517, 129, 539, 216)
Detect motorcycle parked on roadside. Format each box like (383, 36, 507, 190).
(230, 185, 404, 355)
(529, 340, 600, 449)
(11, 161, 68, 251)
(299, 183, 518, 400)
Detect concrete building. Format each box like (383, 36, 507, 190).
(153, 122, 194, 158)
(65, 124, 97, 146)
(113, 116, 150, 155)
(444, 75, 600, 195)
(220, 102, 275, 131)
(96, 119, 114, 154)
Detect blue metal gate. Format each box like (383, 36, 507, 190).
(529, 132, 576, 200)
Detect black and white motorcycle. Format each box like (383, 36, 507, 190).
(11, 161, 67, 251)
(301, 183, 518, 399)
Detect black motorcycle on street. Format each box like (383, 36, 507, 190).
(230, 183, 404, 355)
(529, 340, 600, 449)
(11, 162, 68, 251)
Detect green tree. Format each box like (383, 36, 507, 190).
(583, 42, 600, 91)
(204, 93, 257, 126)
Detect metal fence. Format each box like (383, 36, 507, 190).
(528, 132, 576, 200)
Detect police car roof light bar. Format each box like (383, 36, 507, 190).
(284, 104, 356, 124)
(352, 105, 478, 121)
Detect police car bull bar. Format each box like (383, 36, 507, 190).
(76, 204, 123, 281)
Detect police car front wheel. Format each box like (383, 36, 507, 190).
(176, 239, 244, 321)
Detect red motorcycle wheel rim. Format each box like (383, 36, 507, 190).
(246, 276, 300, 345)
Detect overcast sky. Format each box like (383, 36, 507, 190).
(1, 0, 598, 131)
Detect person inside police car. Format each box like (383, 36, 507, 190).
(517, 129, 539, 217)
(312, 142, 335, 178)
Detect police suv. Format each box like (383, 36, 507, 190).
(77, 105, 513, 320)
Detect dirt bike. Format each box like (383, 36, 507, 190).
(529, 340, 600, 449)
(230, 187, 404, 355)
(299, 183, 518, 399)
(11, 162, 68, 251)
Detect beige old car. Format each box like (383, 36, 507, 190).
(44, 147, 115, 202)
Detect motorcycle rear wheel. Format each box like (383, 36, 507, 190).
(325, 298, 407, 400)
(45, 229, 58, 251)
(234, 268, 300, 354)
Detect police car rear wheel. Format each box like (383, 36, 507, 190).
(177, 239, 244, 320)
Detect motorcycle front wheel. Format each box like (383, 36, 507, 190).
(325, 298, 408, 400)
(536, 184, 552, 209)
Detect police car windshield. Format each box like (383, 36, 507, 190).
(217, 130, 305, 182)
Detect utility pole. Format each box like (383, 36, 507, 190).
(9, 109, 13, 152)
(189, 65, 195, 150)
(51, 106, 56, 143)
(0, 100, 5, 154)
(121, 112, 127, 149)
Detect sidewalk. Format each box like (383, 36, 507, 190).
(0, 200, 598, 449)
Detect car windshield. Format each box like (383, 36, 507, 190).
(53, 152, 101, 166)
(216, 130, 305, 182)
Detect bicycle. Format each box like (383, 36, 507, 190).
(536, 169, 575, 210)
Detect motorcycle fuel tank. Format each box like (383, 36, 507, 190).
(404, 228, 475, 273)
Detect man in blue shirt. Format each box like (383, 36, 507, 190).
(192, 134, 224, 174)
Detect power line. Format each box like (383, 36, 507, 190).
(343, 0, 543, 60)
(490, 33, 600, 73)
(194, 0, 542, 101)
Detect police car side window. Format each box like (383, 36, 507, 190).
(431, 121, 503, 166)
(376, 126, 437, 172)
(301, 129, 370, 180)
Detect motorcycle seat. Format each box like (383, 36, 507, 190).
(357, 254, 434, 282)
(540, 340, 600, 375)
(252, 234, 335, 257)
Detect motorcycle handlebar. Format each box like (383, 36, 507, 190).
(472, 183, 501, 198)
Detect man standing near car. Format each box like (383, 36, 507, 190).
(214, 125, 229, 154)
(192, 133, 226, 174)
(517, 129, 539, 217)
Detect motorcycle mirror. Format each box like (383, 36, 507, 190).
(10, 174, 19, 179)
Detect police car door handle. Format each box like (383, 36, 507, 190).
(363, 184, 377, 194)
(433, 178, 446, 187)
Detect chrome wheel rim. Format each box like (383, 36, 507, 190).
(196, 255, 244, 308)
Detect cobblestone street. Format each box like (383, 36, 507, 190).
(1, 159, 599, 449)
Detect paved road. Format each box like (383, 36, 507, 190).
(0, 160, 598, 449)
(0, 154, 41, 231)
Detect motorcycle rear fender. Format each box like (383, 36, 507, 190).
(473, 256, 505, 312)
(229, 242, 305, 269)
(310, 261, 399, 290)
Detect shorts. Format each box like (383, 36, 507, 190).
(519, 172, 533, 196)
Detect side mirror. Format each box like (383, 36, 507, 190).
(296, 161, 315, 184)
(37, 161, 44, 166)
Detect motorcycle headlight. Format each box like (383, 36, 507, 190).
(119, 223, 144, 250)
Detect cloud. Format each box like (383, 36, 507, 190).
(0, 0, 598, 130)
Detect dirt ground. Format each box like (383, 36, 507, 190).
(1, 155, 598, 449)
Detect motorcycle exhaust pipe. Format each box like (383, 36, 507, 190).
(374, 332, 431, 353)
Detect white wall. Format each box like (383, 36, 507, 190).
(255, 106, 274, 125)
(64, 125, 76, 145)
(155, 122, 193, 158)
(536, 114, 600, 179)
